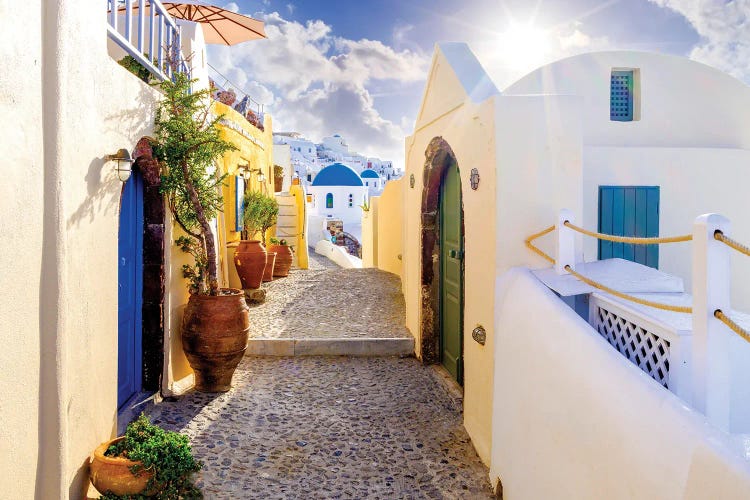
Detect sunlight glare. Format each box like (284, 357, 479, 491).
(496, 21, 551, 72)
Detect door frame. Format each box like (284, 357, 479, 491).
(419, 136, 465, 372)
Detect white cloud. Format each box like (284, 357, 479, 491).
(647, 0, 750, 81)
(207, 10, 429, 168)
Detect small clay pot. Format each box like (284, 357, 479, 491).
(263, 252, 277, 282)
(233, 240, 266, 289)
(270, 245, 293, 277)
(182, 289, 250, 392)
(89, 437, 154, 497)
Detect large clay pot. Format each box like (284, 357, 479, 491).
(263, 252, 277, 282)
(270, 244, 293, 277)
(233, 240, 266, 289)
(182, 289, 250, 392)
(89, 437, 154, 497)
(274, 176, 283, 193)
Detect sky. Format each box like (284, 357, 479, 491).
(207, 0, 750, 169)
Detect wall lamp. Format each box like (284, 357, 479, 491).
(105, 148, 135, 182)
(238, 164, 266, 183)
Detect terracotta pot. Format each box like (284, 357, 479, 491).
(89, 437, 154, 497)
(263, 252, 277, 282)
(182, 289, 250, 392)
(270, 245, 293, 277)
(274, 176, 283, 192)
(233, 240, 266, 289)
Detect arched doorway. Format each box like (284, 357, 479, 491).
(118, 170, 144, 408)
(420, 137, 465, 384)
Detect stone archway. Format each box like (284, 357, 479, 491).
(132, 137, 165, 393)
(420, 136, 464, 365)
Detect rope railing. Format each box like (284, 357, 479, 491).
(524, 225, 556, 264)
(714, 310, 750, 344)
(714, 230, 750, 258)
(563, 221, 692, 244)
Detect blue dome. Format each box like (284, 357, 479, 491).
(312, 163, 364, 187)
(360, 169, 380, 179)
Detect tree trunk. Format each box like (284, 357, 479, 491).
(181, 161, 219, 295)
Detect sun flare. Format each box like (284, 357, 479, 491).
(497, 21, 551, 72)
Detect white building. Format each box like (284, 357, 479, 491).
(360, 168, 383, 195)
(307, 163, 367, 226)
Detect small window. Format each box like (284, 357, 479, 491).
(326, 193, 334, 209)
(610, 69, 637, 121)
(365, 181, 369, 186)
(348, 194, 354, 207)
(307, 174, 312, 182)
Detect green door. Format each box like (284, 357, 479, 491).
(439, 162, 464, 384)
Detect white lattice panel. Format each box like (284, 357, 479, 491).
(594, 306, 671, 388)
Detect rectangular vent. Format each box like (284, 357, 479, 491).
(610, 70, 634, 121)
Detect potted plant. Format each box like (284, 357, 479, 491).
(269, 237, 294, 277)
(89, 413, 202, 498)
(273, 164, 284, 193)
(234, 190, 278, 288)
(154, 72, 250, 393)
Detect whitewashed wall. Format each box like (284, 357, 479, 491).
(490, 268, 750, 499)
(308, 185, 367, 226)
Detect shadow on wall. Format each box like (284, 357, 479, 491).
(67, 82, 157, 229)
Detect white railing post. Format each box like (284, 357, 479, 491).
(556, 209, 575, 275)
(692, 213, 732, 431)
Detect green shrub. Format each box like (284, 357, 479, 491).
(103, 413, 202, 499)
(243, 191, 278, 245)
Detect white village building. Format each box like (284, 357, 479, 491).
(307, 163, 368, 226)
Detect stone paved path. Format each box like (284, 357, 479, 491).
(148, 356, 495, 499)
(250, 252, 411, 340)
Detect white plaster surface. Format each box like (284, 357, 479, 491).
(315, 240, 363, 269)
(491, 268, 750, 499)
(533, 258, 685, 296)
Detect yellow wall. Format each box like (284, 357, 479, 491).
(361, 205, 377, 267)
(402, 46, 498, 465)
(289, 184, 310, 269)
(375, 179, 404, 277)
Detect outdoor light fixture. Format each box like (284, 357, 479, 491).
(106, 148, 135, 182)
(238, 164, 265, 183)
(410, 173, 415, 189)
(470, 168, 480, 190)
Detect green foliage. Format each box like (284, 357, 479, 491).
(242, 190, 278, 245)
(103, 413, 202, 499)
(273, 164, 284, 178)
(175, 236, 207, 294)
(153, 72, 236, 294)
(359, 198, 370, 212)
(118, 55, 154, 84)
(269, 237, 288, 246)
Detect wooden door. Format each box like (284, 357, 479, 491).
(118, 172, 143, 408)
(439, 162, 464, 384)
(598, 186, 660, 268)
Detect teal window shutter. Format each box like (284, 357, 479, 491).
(610, 70, 634, 121)
(598, 186, 660, 268)
(326, 193, 333, 208)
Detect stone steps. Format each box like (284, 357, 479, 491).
(245, 337, 414, 357)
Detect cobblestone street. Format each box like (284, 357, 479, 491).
(145, 252, 494, 499)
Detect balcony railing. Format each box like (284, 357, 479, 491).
(106, 0, 190, 81)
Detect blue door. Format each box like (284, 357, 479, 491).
(598, 186, 660, 268)
(118, 172, 143, 408)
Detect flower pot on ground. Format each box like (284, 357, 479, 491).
(233, 240, 266, 289)
(236, 190, 278, 288)
(182, 289, 250, 392)
(273, 164, 284, 192)
(269, 238, 293, 277)
(263, 252, 277, 282)
(154, 72, 246, 393)
(89, 413, 201, 498)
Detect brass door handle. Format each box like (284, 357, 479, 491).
(448, 249, 464, 260)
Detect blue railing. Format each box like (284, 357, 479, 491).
(106, 0, 190, 81)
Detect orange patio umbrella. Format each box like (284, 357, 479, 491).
(122, 0, 267, 45)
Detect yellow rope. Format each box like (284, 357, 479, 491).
(564, 265, 693, 313)
(714, 231, 750, 258)
(525, 225, 556, 264)
(563, 221, 693, 245)
(714, 309, 750, 344)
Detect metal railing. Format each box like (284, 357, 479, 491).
(207, 63, 265, 117)
(106, 0, 190, 81)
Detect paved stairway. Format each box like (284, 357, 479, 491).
(246, 252, 414, 356)
(147, 356, 495, 499)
